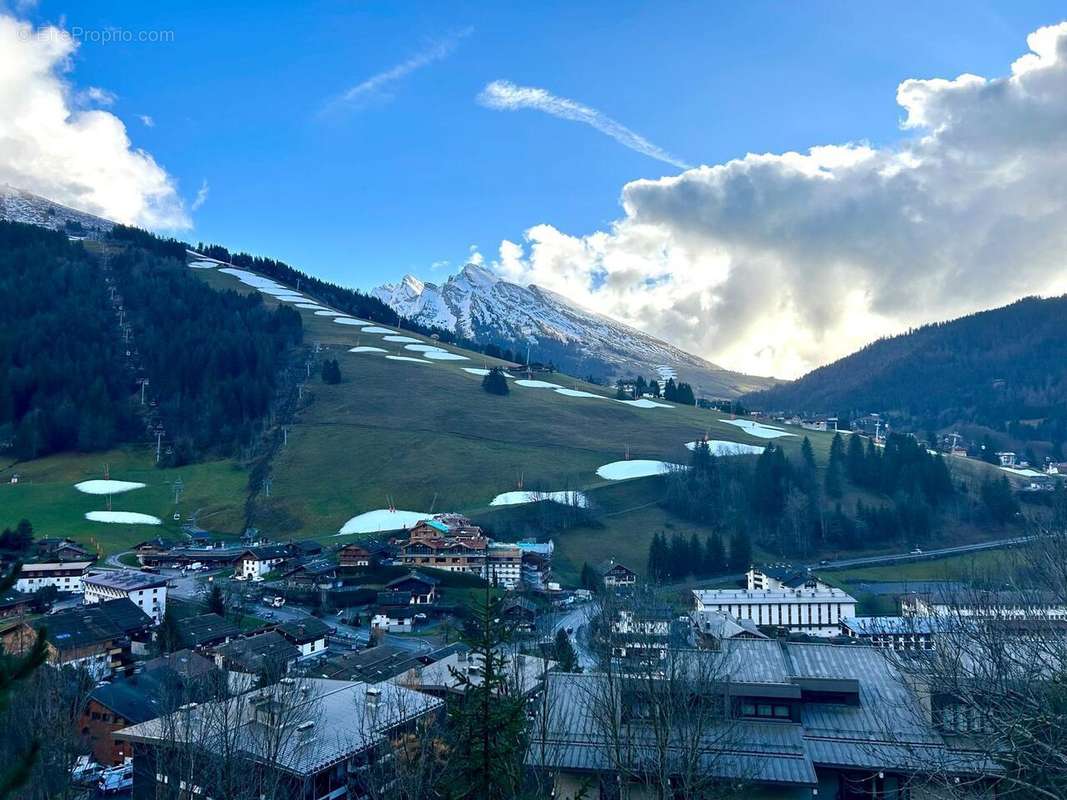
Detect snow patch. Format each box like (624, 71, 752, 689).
(385, 355, 431, 364)
(382, 335, 421, 343)
(313, 310, 339, 316)
(423, 351, 469, 361)
(295, 303, 327, 310)
(462, 368, 515, 378)
(334, 318, 371, 326)
(490, 490, 589, 508)
(338, 509, 434, 535)
(187, 260, 217, 270)
(515, 379, 563, 389)
(349, 346, 387, 353)
(555, 388, 607, 399)
(596, 460, 682, 480)
(405, 344, 447, 353)
(685, 440, 765, 456)
(85, 511, 162, 525)
(74, 480, 146, 495)
(362, 326, 397, 334)
(719, 419, 796, 439)
(616, 398, 674, 409)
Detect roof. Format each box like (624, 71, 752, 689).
(276, 617, 331, 645)
(695, 609, 768, 641)
(118, 678, 443, 777)
(84, 569, 168, 592)
(178, 613, 240, 648)
(142, 649, 217, 681)
(32, 603, 136, 651)
(597, 560, 634, 576)
(376, 591, 413, 608)
(693, 587, 856, 605)
(242, 544, 292, 561)
(393, 648, 556, 696)
(90, 673, 167, 724)
(19, 560, 93, 573)
(312, 643, 466, 684)
(95, 597, 154, 633)
(293, 540, 322, 554)
(841, 616, 941, 636)
(214, 631, 300, 672)
(424, 519, 449, 533)
(386, 571, 439, 589)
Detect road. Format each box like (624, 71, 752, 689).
(550, 602, 597, 670)
(808, 534, 1035, 572)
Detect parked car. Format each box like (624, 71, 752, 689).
(97, 762, 133, 795)
(911, 548, 923, 555)
(70, 755, 102, 786)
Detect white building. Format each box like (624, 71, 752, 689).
(235, 545, 290, 580)
(83, 570, 168, 623)
(746, 567, 833, 593)
(692, 587, 857, 637)
(15, 560, 94, 594)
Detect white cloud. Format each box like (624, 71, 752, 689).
(79, 86, 115, 106)
(467, 244, 484, 266)
(138, 114, 155, 128)
(0, 14, 188, 229)
(323, 27, 472, 114)
(191, 178, 209, 211)
(488, 22, 1067, 379)
(477, 80, 690, 169)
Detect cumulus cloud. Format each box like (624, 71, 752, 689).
(323, 27, 472, 114)
(489, 22, 1067, 379)
(478, 80, 690, 169)
(0, 14, 189, 228)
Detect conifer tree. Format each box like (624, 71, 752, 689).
(481, 367, 509, 396)
(825, 433, 845, 498)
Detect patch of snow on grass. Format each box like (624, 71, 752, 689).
(362, 326, 397, 334)
(385, 355, 431, 364)
(85, 511, 162, 525)
(719, 419, 796, 439)
(295, 303, 327, 310)
(596, 460, 682, 480)
(314, 310, 340, 316)
(616, 398, 674, 409)
(334, 318, 371, 326)
(187, 260, 217, 269)
(349, 346, 387, 353)
(515, 379, 563, 389)
(555, 388, 606, 399)
(75, 479, 146, 495)
(685, 440, 765, 456)
(338, 509, 434, 535)
(423, 351, 469, 361)
(490, 490, 590, 508)
(382, 335, 421, 343)
(1002, 466, 1045, 478)
(462, 368, 515, 378)
(405, 344, 446, 353)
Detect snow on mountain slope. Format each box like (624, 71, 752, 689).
(0, 185, 113, 234)
(375, 264, 775, 397)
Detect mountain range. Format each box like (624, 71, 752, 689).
(374, 265, 774, 398)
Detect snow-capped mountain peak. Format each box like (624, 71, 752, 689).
(373, 265, 774, 397)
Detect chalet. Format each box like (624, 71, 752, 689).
(385, 572, 439, 604)
(501, 596, 539, 630)
(280, 559, 340, 589)
(131, 537, 177, 563)
(212, 631, 300, 675)
(33, 537, 95, 562)
(234, 544, 291, 580)
(292, 540, 323, 558)
(610, 605, 688, 665)
(177, 613, 241, 650)
(83, 569, 169, 623)
(372, 594, 417, 633)
(275, 617, 331, 659)
(1, 599, 150, 678)
(391, 646, 556, 698)
(529, 641, 995, 799)
(80, 672, 166, 765)
(598, 560, 637, 589)
(691, 609, 768, 646)
(338, 543, 372, 567)
(14, 559, 94, 594)
(521, 550, 552, 591)
(119, 679, 443, 800)
(0, 590, 32, 618)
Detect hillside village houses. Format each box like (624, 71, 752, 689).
(83, 569, 169, 623)
(14, 559, 94, 594)
(394, 514, 526, 589)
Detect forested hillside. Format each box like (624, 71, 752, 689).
(744, 296, 1067, 456)
(0, 221, 303, 462)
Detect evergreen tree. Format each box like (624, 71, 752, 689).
(580, 562, 603, 594)
(321, 359, 342, 384)
(553, 628, 578, 672)
(729, 529, 753, 572)
(703, 533, 725, 575)
(646, 533, 669, 583)
(800, 437, 817, 494)
(846, 434, 867, 484)
(443, 591, 529, 799)
(157, 606, 183, 653)
(980, 476, 1018, 525)
(481, 367, 509, 396)
(825, 433, 845, 498)
(206, 583, 225, 616)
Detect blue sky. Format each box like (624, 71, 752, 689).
(19, 0, 1062, 289)
(7, 1, 1067, 376)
